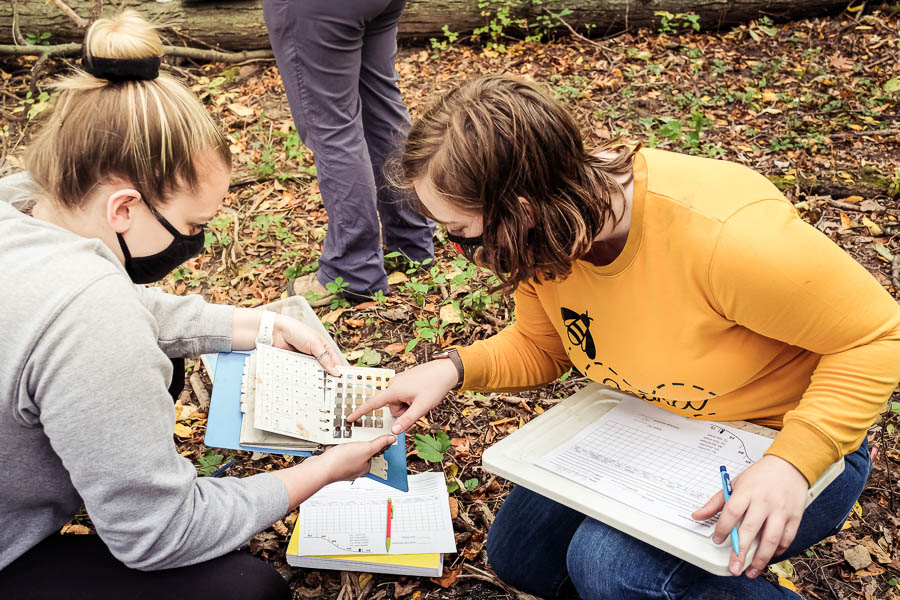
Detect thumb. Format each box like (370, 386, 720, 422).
(368, 434, 397, 456)
(692, 490, 725, 521)
(391, 402, 428, 435)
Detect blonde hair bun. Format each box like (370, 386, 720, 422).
(84, 9, 163, 61)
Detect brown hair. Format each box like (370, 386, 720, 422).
(24, 10, 231, 209)
(397, 74, 637, 292)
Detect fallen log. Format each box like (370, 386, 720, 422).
(1, 1, 850, 51)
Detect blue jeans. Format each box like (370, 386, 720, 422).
(486, 440, 871, 600)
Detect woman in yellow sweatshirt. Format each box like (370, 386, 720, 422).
(350, 75, 900, 599)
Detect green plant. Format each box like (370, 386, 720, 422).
(203, 214, 234, 250)
(24, 31, 52, 46)
(253, 214, 295, 243)
(654, 11, 700, 35)
(473, 0, 525, 51)
(429, 25, 460, 54)
(414, 431, 451, 462)
(284, 260, 318, 280)
(18, 91, 53, 121)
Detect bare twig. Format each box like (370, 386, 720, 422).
(460, 564, 541, 600)
(546, 9, 614, 62)
(826, 198, 866, 211)
(11, 0, 26, 46)
(189, 372, 210, 410)
(52, 0, 89, 28)
(828, 128, 900, 140)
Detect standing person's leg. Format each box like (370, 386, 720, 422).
(262, 0, 388, 298)
(0, 533, 290, 600)
(563, 440, 871, 600)
(485, 486, 587, 598)
(359, 0, 435, 264)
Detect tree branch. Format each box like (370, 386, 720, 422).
(52, 0, 88, 28)
(0, 42, 273, 63)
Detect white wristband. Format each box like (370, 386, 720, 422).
(256, 310, 277, 346)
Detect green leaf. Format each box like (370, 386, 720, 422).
(891, 402, 900, 415)
(464, 477, 479, 492)
(414, 431, 451, 462)
(447, 480, 459, 494)
(197, 449, 225, 476)
(884, 78, 900, 93)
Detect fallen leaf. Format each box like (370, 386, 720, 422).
(387, 271, 409, 285)
(448, 497, 459, 519)
(345, 318, 365, 328)
(430, 565, 461, 588)
(843, 195, 863, 203)
(381, 306, 410, 321)
(778, 577, 798, 592)
(60, 523, 91, 535)
(844, 544, 872, 570)
(872, 242, 895, 261)
(228, 102, 255, 118)
(762, 90, 778, 102)
(383, 342, 406, 355)
(344, 349, 365, 361)
(173, 423, 193, 438)
(769, 559, 795, 579)
(839, 211, 852, 229)
(439, 303, 463, 324)
(862, 217, 883, 236)
(322, 307, 345, 324)
(358, 573, 373, 591)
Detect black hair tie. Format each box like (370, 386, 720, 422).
(82, 51, 160, 82)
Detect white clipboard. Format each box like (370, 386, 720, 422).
(482, 383, 845, 576)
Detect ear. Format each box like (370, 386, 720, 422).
(518, 196, 535, 228)
(106, 188, 143, 234)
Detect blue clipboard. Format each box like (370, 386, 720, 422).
(205, 351, 409, 492)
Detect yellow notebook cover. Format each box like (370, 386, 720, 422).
(287, 521, 441, 569)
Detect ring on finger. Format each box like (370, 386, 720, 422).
(315, 349, 329, 361)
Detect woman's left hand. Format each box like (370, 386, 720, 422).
(272, 315, 342, 376)
(692, 454, 809, 578)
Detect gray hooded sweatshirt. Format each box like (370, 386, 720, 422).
(0, 173, 288, 571)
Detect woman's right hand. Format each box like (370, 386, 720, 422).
(347, 359, 460, 434)
(310, 434, 398, 483)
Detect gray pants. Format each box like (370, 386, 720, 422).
(262, 0, 435, 296)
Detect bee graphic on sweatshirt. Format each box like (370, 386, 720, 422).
(561, 307, 596, 360)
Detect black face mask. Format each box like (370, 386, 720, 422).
(447, 232, 485, 265)
(117, 201, 205, 284)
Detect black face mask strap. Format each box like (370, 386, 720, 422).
(144, 199, 194, 240)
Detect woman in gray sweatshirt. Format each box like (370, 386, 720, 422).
(0, 11, 394, 600)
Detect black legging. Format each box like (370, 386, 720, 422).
(0, 532, 290, 600)
(169, 356, 186, 401)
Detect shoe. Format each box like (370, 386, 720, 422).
(286, 273, 337, 307)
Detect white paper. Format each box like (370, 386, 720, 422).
(536, 396, 774, 535)
(297, 472, 457, 555)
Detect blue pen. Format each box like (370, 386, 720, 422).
(719, 466, 740, 556)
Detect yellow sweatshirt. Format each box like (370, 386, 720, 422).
(457, 148, 900, 485)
